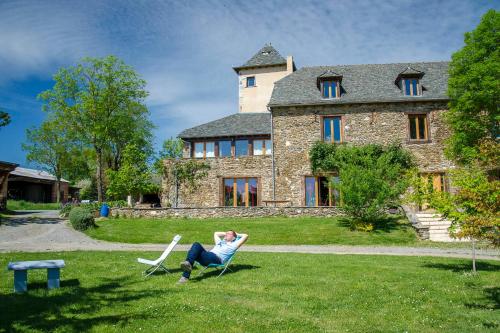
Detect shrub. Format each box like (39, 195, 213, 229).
(69, 207, 95, 231)
(310, 142, 415, 228)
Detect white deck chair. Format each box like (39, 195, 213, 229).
(137, 234, 181, 277)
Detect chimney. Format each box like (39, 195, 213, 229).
(286, 56, 294, 73)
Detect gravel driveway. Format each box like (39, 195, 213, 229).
(1, 210, 499, 260)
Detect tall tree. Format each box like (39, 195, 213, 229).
(445, 9, 500, 164)
(106, 144, 153, 203)
(0, 108, 10, 128)
(38, 56, 152, 202)
(22, 119, 74, 203)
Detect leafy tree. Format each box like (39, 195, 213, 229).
(445, 9, 500, 164)
(22, 119, 75, 203)
(310, 142, 414, 229)
(429, 165, 499, 272)
(0, 108, 10, 128)
(157, 138, 210, 207)
(38, 55, 152, 202)
(106, 144, 153, 202)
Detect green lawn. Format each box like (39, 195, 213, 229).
(1, 251, 498, 332)
(7, 200, 61, 211)
(85, 216, 483, 248)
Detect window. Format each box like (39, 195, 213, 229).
(321, 80, 340, 99)
(219, 140, 232, 157)
(205, 142, 215, 158)
(253, 140, 264, 155)
(193, 142, 215, 158)
(408, 114, 428, 141)
(246, 76, 255, 87)
(235, 140, 248, 157)
(305, 176, 339, 207)
(421, 173, 448, 193)
(265, 139, 272, 155)
(194, 142, 204, 158)
(323, 116, 343, 143)
(223, 178, 258, 207)
(404, 78, 420, 96)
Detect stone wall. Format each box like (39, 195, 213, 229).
(111, 206, 343, 219)
(272, 101, 455, 205)
(162, 155, 273, 207)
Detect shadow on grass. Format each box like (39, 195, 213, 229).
(0, 276, 167, 332)
(422, 261, 500, 273)
(465, 287, 499, 311)
(191, 264, 261, 281)
(338, 215, 410, 233)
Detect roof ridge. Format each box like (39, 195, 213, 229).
(300, 60, 450, 69)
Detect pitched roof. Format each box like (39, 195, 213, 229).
(233, 45, 287, 72)
(10, 167, 69, 183)
(269, 61, 449, 107)
(178, 113, 271, 139)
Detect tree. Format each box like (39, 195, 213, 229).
(0, 108, 10, 128)
(157, 138, 210, 207)
(22, 119, 75, 203)
(445, 9, 500, 164)
(106, 144, 153, 203)
(310, 142, 415, 229)
(38, 55, 152, 202)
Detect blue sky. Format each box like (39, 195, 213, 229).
(0, 0, 497, 167)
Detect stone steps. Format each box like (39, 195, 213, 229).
(404, 206, 466, 242)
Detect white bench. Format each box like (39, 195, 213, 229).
(7, 260, 65, 293)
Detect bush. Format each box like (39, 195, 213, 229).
(69, 207, 95, 231)
(310, 142, 415, 228)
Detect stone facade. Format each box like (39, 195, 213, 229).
(111, 206, 343, 219)
(165, 101, 454, 208)
(163, 155, 273, 207)
(272, 101, 455, 205)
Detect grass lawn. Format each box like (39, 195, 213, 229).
(85, 216, 484, 249)
(1, 252, 498, 332)
(7, 200, 61, 211)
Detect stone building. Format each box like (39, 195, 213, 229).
(170, 45, 452, 208)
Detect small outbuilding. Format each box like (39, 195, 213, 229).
(8, 167, 71, 203)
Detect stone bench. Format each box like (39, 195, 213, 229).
(7, 260, 65, 293)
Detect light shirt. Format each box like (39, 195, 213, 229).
(210, 237, 243, 263)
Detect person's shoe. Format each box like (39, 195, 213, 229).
(180, 261, 192, 273)
(177, 276, 189, 284)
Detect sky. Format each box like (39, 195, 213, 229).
(0, 0, 497, 167)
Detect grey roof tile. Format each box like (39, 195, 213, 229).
(10, 167, 69, 183)
(269, 61, 449, 106)
(178, 113, 271, 139)
(233, 45, 286, 71)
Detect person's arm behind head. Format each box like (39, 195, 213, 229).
(214, 231, 225, 244)
(234, 233, 249, 249)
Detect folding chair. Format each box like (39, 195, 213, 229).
(195, 238, 241, 278)
(137, 234, 181, 277)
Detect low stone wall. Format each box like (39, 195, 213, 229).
(111, 206, 344, 219)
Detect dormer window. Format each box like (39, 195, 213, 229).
(321, 80, 340, 99)
(403, 78, 421, 96)
(397, 66, 424, 97)
(317, 70, 342, 99)
(246, 76, 255, 87)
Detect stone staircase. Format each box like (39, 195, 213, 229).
(403, 206, 465, 242)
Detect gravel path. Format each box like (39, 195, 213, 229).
(1, 211, 499, 260)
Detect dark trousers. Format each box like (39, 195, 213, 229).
(183, 242, 221, 278)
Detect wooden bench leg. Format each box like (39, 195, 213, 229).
(14, 270, 27, 293)
(47, 268, 60, 289)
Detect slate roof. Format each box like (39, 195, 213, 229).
(269, 62, 449, 107)
(233, 45, 287, 72)
(178, 113, 271, 139)
(10, 167, 69, 183)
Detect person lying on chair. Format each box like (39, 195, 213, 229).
(178, 230, 248, 284)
